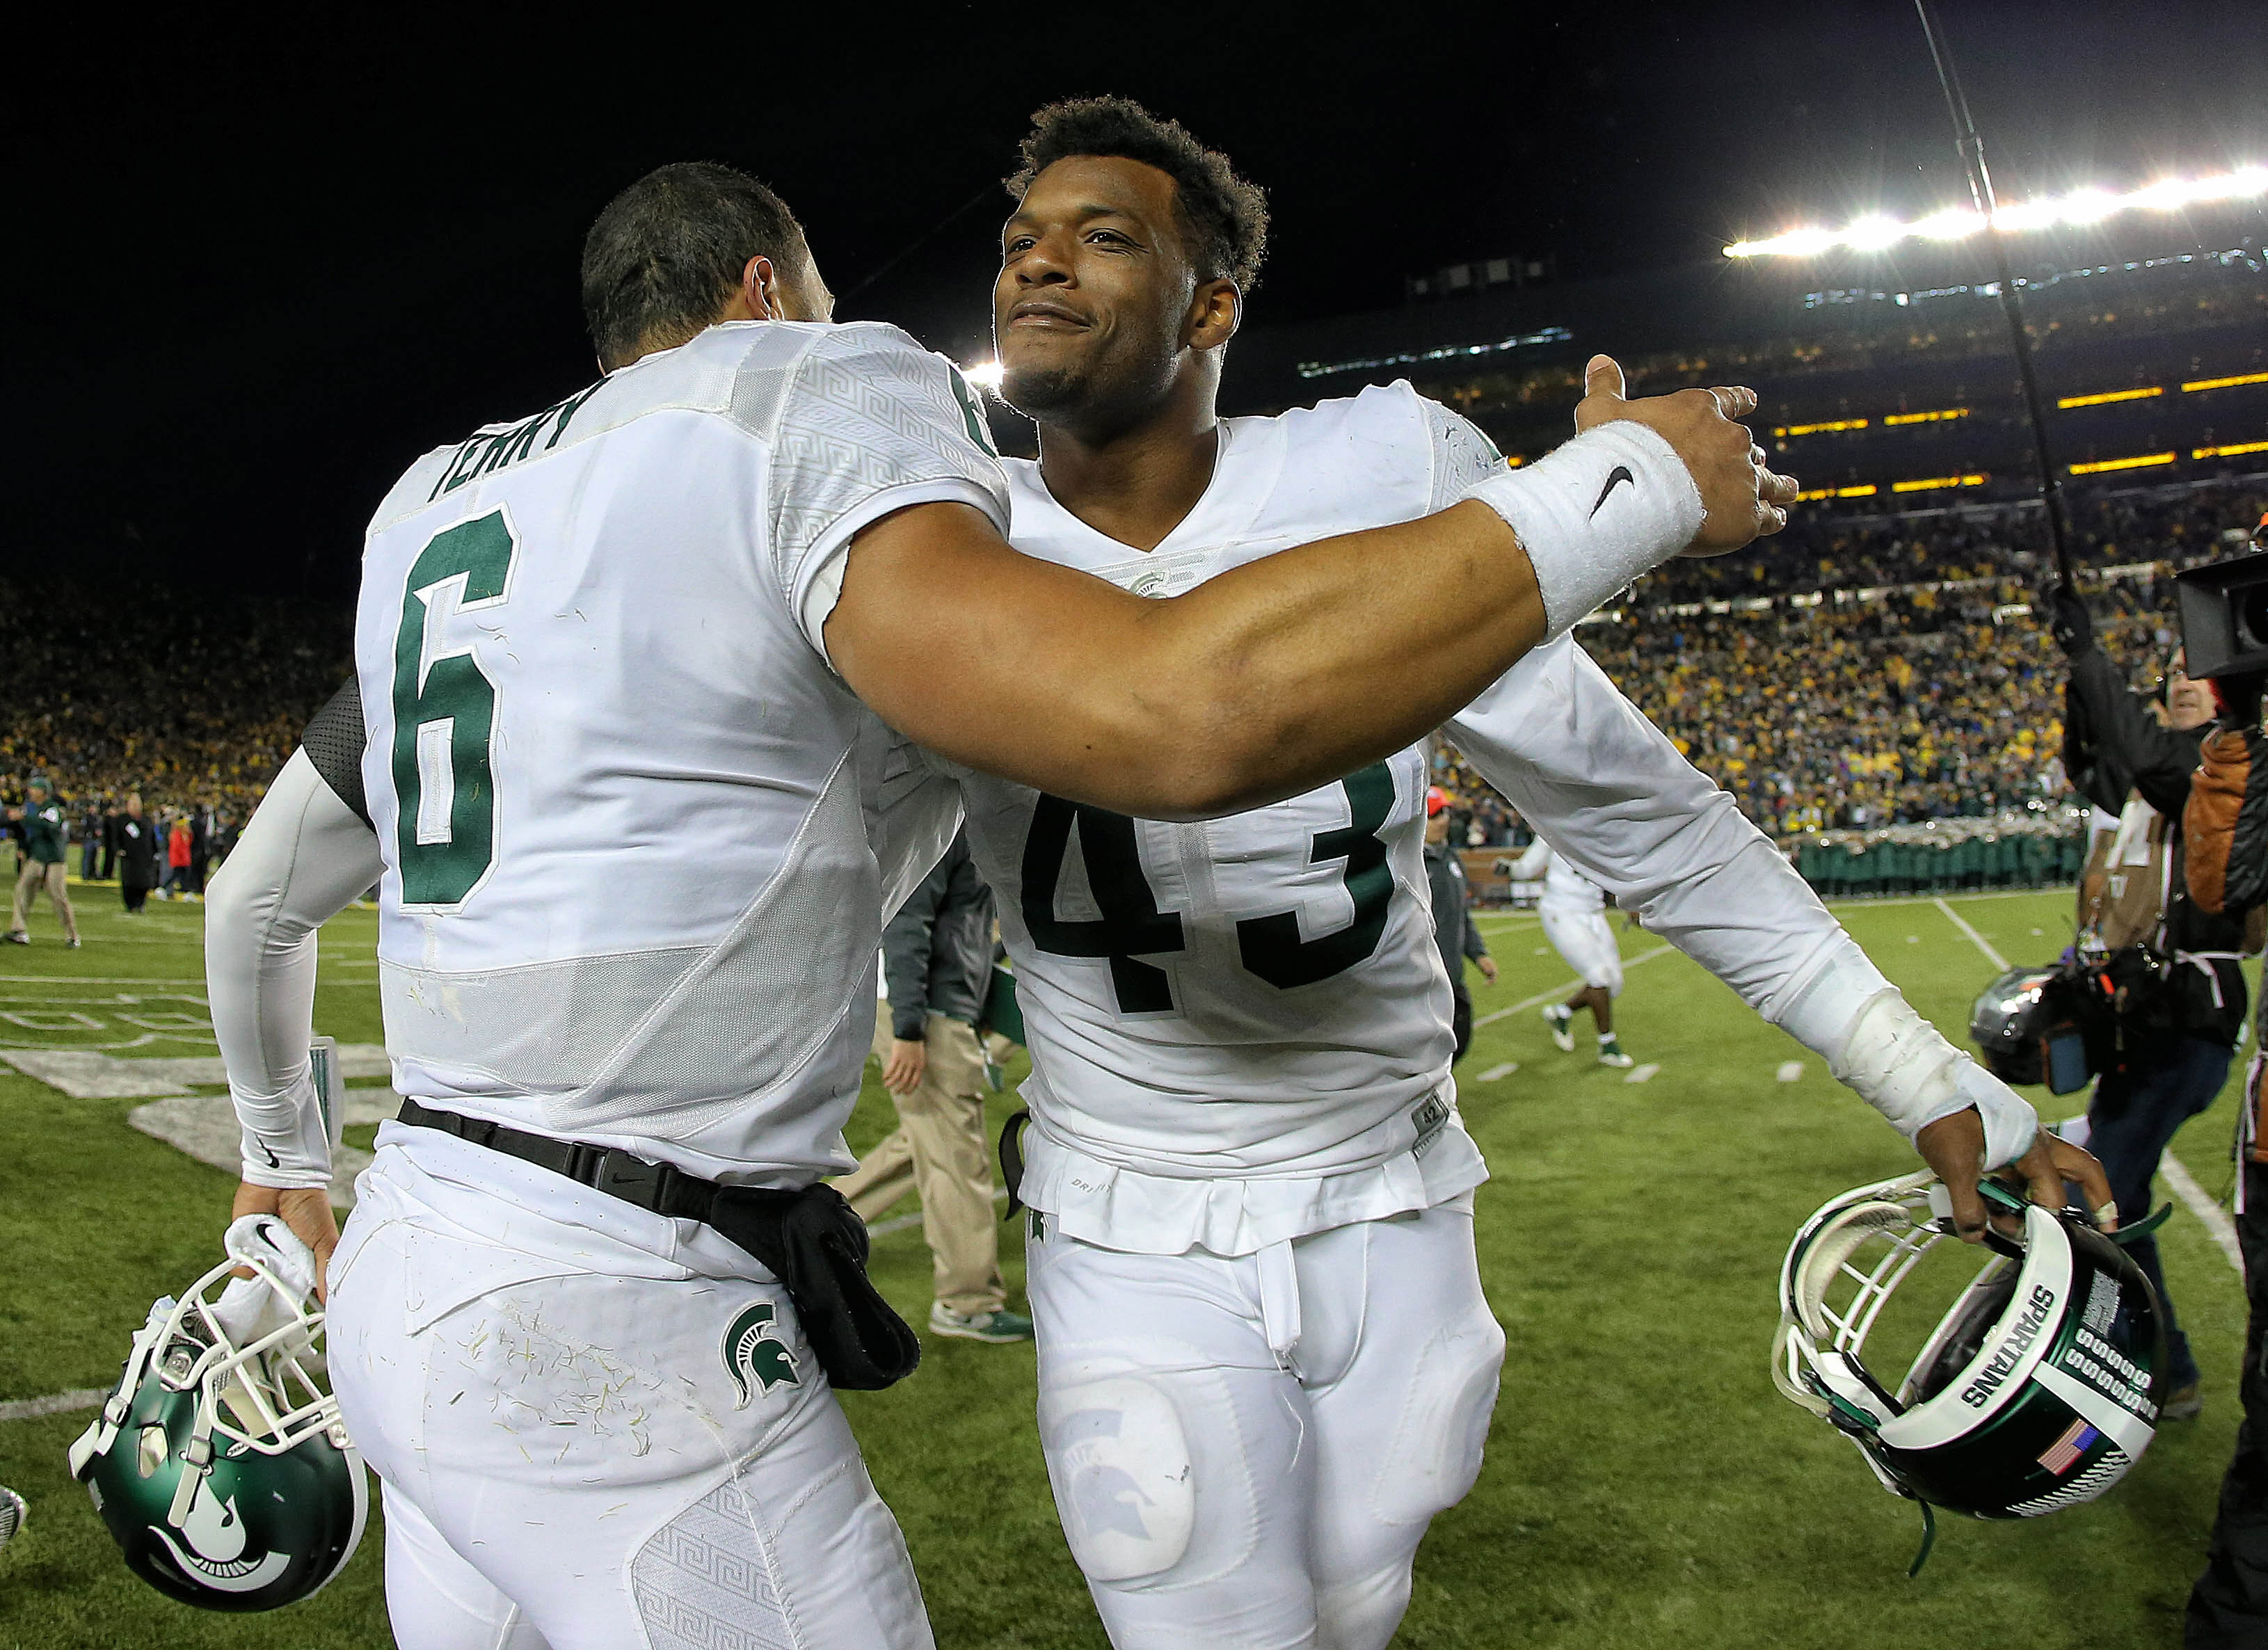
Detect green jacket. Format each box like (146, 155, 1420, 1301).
(18, 798, 66, 865)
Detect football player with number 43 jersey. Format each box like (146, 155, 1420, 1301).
(922, 100, 2118, 1650)
(202, 156, 1797, 1649)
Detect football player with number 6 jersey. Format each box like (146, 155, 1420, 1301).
(920, 99, 2119, 1650)
(201, 154, 1796, 1649)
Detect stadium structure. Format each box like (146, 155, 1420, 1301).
(1218, 223, 2267, 506)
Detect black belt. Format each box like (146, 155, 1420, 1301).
(394, 1098, 920, 1391)
(398, 1098, 721, 1220)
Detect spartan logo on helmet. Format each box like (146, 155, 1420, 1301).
(723, 1301, 801, 1408)
(70, 1216, 367, 1612)
(152, 1477, 293, 1594)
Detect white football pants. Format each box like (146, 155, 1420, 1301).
(328, 1134, 932, 1650)
(1025, 1201, 1505, 1650)
(1540, 908, 1623, 995)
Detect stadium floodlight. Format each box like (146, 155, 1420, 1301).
(1722, 168, 2268, 259)
(1910, 207, 1984, 240)
(1844, 215, 1906, 251)
(961, 360, 1006, 393)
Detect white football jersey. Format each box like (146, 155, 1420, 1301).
(946, 383, 1506, 1255)
(1512, 841, 1607, 915)
(354, 321, 1000, 1184)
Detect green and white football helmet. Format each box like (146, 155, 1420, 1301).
(68, 1215, 367, 1611)
(1773, 1170, 2163, 1528)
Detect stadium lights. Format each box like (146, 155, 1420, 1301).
(1775, 419, 1870, 436)
(2185, 371, 2268, 393)
(2196, 440, 2268, 460)
(2057, 387, 2162, 408)
(1723, 168, 2268, 259)
(2070, 451, 2178, 475)
(961, 360, 1006, 393)
(1891, 473, 1989, 493)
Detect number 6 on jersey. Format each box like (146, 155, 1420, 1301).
(390, 508, 518, 906)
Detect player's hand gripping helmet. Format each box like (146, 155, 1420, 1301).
(1772, 1171, 2162, 1543)
(67, 1215, 367, 1610)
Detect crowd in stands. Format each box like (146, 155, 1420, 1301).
(0, 575, 351, 827)
(1435, 480, 2267, 855)
(6, 482, 2265, 899)
(1634, 483, 2260, 609)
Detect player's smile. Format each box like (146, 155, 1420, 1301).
(1007, 297, 1091, 331)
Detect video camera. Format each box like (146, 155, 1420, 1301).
(2175, 513, 2268, 679)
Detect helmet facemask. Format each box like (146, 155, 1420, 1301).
(1773, 1171, 2164, 1541)
(69, 1215, 366, 1611)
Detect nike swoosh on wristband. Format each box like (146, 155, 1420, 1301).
(1590, 465, 1635, 518)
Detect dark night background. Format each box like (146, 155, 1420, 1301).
(6, 2, 2264, 598)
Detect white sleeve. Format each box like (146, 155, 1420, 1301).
(762, 326, 1012, 663)
(1445, 639, 2037, 1162)
(875, 736, 965, 922)
(205, 749, 385, 1190)
(1420, 396, 1511, 511)
(1509, 838, 1551, 881)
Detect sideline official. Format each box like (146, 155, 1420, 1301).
(1423, 787, 1495, 1062)
(5, 778, 81, 948)
(836, 830, 1030, 1343)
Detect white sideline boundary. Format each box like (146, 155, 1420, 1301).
(1931, 895, 2241, 1274)
(1474, 944, 1675, 1028)
(0, 1387, 105, 1423)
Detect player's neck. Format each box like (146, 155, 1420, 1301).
(1034, 390, 1220, 553)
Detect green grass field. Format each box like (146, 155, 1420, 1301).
(0, 883, 2250, 1649)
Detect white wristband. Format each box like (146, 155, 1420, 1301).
(1461, 420, 1703, 637)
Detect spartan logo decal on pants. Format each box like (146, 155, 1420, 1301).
(1025, 1204, 1504, 1650)
(724, 1302, 801, 1407)
(1041, 1375, 1197, 1583)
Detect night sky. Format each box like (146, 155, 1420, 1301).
(8, 2, 2263, 594)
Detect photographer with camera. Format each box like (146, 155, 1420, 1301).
(2052, 584, 2255, 1428)
(2176, 513, 2268, 1649)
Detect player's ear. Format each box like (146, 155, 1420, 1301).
(717, 255, 780, 324)
(1188, 278, 1241, 353)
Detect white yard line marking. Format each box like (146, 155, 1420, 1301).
(1932, 897, 2010, 970)
(1474, 944, 1675, 1027)
(1474, 1062, 1519, 1082)
(1777, 1061, 1805, 1082)
(0, 977, 208, 988)
(1826, 889, 2057, 911)
(0, 1388, 106, 1423)
(2162, 1155, 2244, 1273)
(1623, 1063, 1661, 1084)
(1933, 895, 2239, 1274)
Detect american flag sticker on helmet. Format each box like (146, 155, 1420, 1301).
(2038, 1418, 2101, 1475)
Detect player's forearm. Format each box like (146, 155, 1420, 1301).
(837, 499, 1547, 818)
(1125, 501, 1551, 815)
(207, 751, 383, 1187)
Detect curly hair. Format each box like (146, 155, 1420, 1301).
(1007, 97, 1268, 294)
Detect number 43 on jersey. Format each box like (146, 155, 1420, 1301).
(1019, 764, 1396, 1014)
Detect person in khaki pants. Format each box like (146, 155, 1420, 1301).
(6, 778, 81, 948)
(836, 831, 1032, 1343)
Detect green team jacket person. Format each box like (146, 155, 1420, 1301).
(7, 778, 80, 947)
